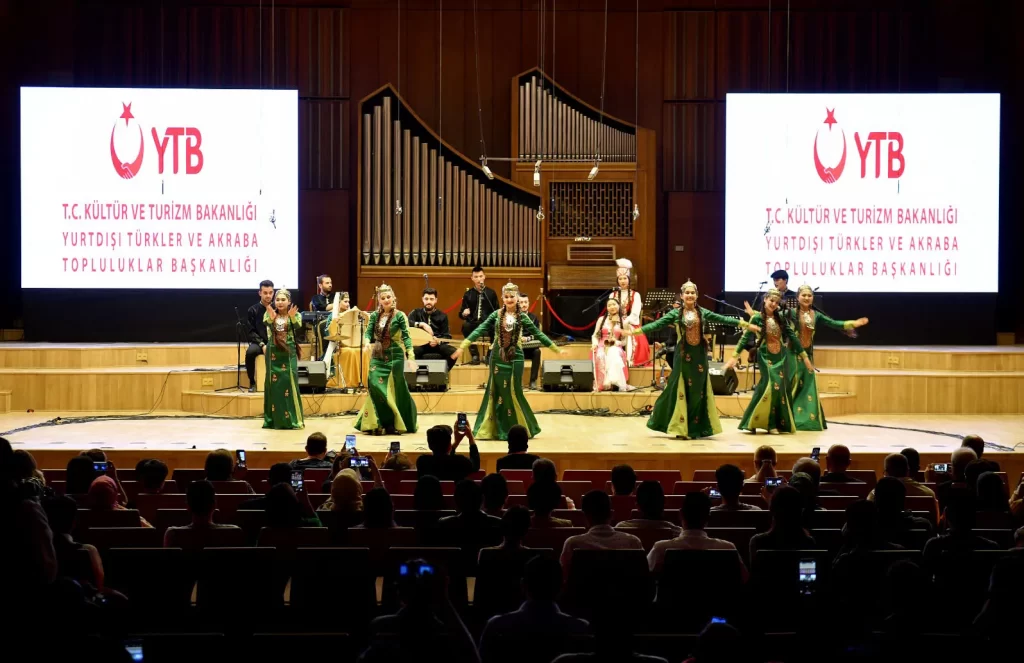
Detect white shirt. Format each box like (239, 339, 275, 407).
(560, 524, 643, 575)
(647, 528, 743, 574)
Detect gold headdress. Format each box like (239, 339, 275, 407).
(680, 279, 698, 294)
(766, 287, 781, 300)
(377, 283, 394, 295)
(275, 288, 292, 301)
(502, 281, 519, 295)
(338, 291, 350, 300)
(797, 284, 814, 296)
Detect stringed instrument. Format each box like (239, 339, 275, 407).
(407, 326, 455, 347)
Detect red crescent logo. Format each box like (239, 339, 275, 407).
(110, 124, 144, 179)
(813, 129, 846, 184)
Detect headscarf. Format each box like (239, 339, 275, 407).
(88, 475, 121, 510)
(327, 469, 363, 513)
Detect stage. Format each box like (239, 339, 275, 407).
(1, 342, 1022, 479)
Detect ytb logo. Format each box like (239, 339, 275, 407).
(109, 102, 204, 179)
(813, 108, 904, 184)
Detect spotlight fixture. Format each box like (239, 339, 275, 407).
(632, 204, 640, 221)
(533, 160, 542, 187)
(588, 163, 599, 181)
(480, 157, 494, 180)
(536, 204, 545, 221)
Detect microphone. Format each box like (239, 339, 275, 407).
(758, 281, 769, 286)
(813, 287, 820, 292)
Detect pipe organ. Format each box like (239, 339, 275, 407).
(358, 87, 542, 271)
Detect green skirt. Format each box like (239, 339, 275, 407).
(737, 345, 797, 434)
(792, 347, 826, 431)
(263, 344, 304, 430)
(646, 341, 722, 439)
(473, 348, 541, 441)
(354, 345, 418, 434)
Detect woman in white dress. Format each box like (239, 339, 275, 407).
(591, 297, 634, 392)
(614, 258, 651, 367)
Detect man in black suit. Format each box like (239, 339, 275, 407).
(309, 274, 335, 360)
(458, 266, 499, 364)
(495, 425, 541, 472)
(518, 293, 543, 389)
(244, 279, 275, 392)
(409, 288, 457, 370)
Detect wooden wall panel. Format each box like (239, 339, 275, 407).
(300, 100, 350, 190)
(665, 192, 723, 296)
(663, 10, 716, 101)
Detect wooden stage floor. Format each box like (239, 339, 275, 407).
(3, 409, 1022, 481)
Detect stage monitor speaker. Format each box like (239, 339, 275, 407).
(541, 359, 594, 392)
(708, 361, 738, 395)
(297, 360, 328, 393)
(404, 359, 449, 392)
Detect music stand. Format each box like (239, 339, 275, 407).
(641, 288, 678, 389)
(217, 307, 248, 393)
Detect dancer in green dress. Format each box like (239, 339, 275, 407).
(785, 284, 869, 431)
(725, 288, 814, 434)
(263, 288, 305, 430)
(626, 280, 756, 439)
(354, 284, 418, 435)
(452, 281, 566, 440)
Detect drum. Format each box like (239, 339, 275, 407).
(327, 309, 365, 347)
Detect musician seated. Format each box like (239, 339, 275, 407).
(518, 293, 542, 390)
(409, 288, 457, 370)
(309, 273, 335, 360)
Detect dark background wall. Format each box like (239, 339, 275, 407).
(0, 0, 1020, 343)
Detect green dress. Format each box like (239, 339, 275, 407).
(733, 312, 808, 434)
(785, 308, 857, 431)
(461, 309, 558, 440)
(262, 311, 305, 430)
(638, 307, 748, 439)
(354, 310, 418, 434)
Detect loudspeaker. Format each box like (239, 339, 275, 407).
(297, 360, 328, 393)
(708, 361, 738, 395)
(404, 359, 449, 392)
(541, 359, 594, 392)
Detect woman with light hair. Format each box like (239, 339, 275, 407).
(355, 284, 418, 435)
(263, 287, 305, 429)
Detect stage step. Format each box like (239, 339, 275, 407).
(0, 389, 10, 413)
(814, 345, 1024, 372)
(0, 365, 239, 412)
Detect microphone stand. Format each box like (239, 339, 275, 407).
(358, 311, 366, 392)
(218, 306, 248, 393)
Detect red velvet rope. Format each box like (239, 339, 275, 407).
(542, 297, 602, 332)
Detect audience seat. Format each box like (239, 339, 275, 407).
(629, 509, 680, 526)
(708, 509, 772, 531)
(377, 469, 418, 494)
(561, 470, 611, 492)
(506, 494, 568, 510)
(82, 526, 163, 551)
(399, 479, 455, 495)
(475, 547, 556, 620)
(932, 550, 1010, 628)
(556, 481, 592, 503)
(257, 526, 331, 550)
(610, 495, 635, 524)
(550, 509, 588, 527)
(655, 549, 745, 631)
(975, 512, 1015, 530)
(564, 549, 653, 622)
(498, 469, 535, 490)
(808, 528, 844, 554)
(210, 493, 261, 516)
(210, 480, 255, 495)
(232, 509, 269, 544)
(818, 495, 859, 511)
(384, 546, 468, 608)
(42, 468, 67, 483)
(804, 510, 847, 530)
(196, 547, 287, 625)
(394, 509, 455, 529)
(164, 526, 247, 551)
(673, 480, 717, 495)
(105, 548, 194, 628)
(171, 469, 207, 492)
(153, 508, 228, 532)
(288, 548, 376, 630)
(48, 480, 67, 496)
(135, 493, 187, 522)
(390, 494, 456, 510)
(346, 527, 420, 574)
(257, 479, 320, 494)
(705, 527, 757, 565)
(75, 509, 142, 530)
(820, 482, 871, 498)
(523, 527, 585, 552)
(629, 527, 679, 552)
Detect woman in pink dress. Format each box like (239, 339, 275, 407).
(591, 297, 635, 392)
(614, 258, 651, 367)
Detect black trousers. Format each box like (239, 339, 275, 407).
(245, 343, 264, 386)
(414, 343, 457, 371)
(523, 347, 542, 383)
(461, 320, 489, 359)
